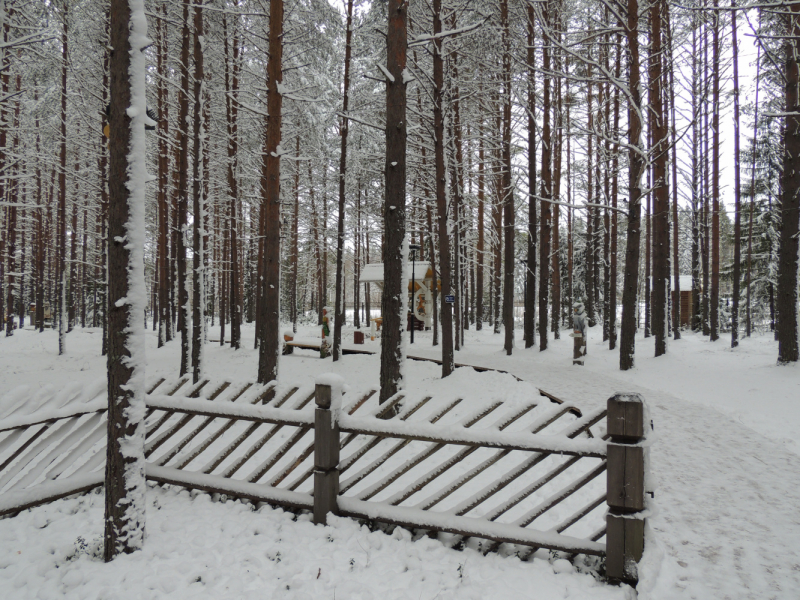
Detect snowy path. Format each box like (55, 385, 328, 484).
(1, 325, 798, 598)
(527, 364, 800, 599)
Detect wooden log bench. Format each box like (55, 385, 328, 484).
(281, 336, 330, 357)
(282, 340, 323, 355)
(282, 338, 374, 357)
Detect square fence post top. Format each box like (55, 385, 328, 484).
(607, 393, 645, 442)
(315, 383, 332, 409)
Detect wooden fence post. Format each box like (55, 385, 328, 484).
(313, 382, 340, 525)
(606, 392, 648, 585)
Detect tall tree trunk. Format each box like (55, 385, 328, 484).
(4, 191, 14, 336)
(177, 0, 191, 375)
(710, 0, 720, 342)
(0, 15, 6, 333)
(105, 0, 148, 561)
(492, 103, 502, 338)
(365, 214, 372, 330)
(101, 36, 110, 354)
(539, 1, 552, 352)
(691, 20, 701, 332)
(602, 38, 611, 343)
(432, 0, 453, 378)
(619, 0, 646, 371)
(257, 0, 283, 384)
(551, 49, 562, 340)
(585, 57, 595, 328)
(291, 138, 300, 332)
(451, 19, 465, 351)
(667, 8, 680, 340)
(157, 2, 170, 347)
(69, 157, 78, 331)
(476, 119, 485, 332)
(566, 70, 574, 336)
(501, 0, 514, 355)
(644, 129, 651, 338)
(35, 99, 44, 333)
(777, 2, 800, 363)
(57, 2, 68, 354)
(423, 177, 439, 346)
(322, 171, 329, 312)
(224, 5, 241, 349)
(746, 18, 762, 338)
(451, 121, 461, 353)
(609, 35, 621, 350)
(380, 0, 408, 400)
(730, 0, 742, 347)
(191, 1, 205, 383)
(333, 0, 354, 361)
(4, 71, 16, 336)
(525, 5, 536, 348)
(702, 17, 710, 337)
(354, 184, 361, 330)
(651, 0, 669, 357)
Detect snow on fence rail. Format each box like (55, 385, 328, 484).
(0, 375, 650, 585)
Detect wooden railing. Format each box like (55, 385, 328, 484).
(0, 376, 650, 585)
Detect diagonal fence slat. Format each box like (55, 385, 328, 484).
(0, 376, 619, 563)
(448, 407, 607, 518)
(145, 379, 211, 446)
(340, 399, 462, 495)
(146, 381, 230, 457)
(12, 414, 105, 491)
(384, 403, 539, 507)
(151, 382, 251, 467)
(354, 402, 504, 502)
(217, 389, 314, 477)
(0, 425, 51, 473)
(515, 461, 608, 529)
(44, 418, 107, 481)
(198, 383, 295, 475)
(0, 418, 82, 492)
(413, 403, 576, 512)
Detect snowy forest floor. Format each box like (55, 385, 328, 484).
(0, 321, 798, 599)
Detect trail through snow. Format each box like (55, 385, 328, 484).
(1, 324, 798, 599)
(407, 328, 800, 599)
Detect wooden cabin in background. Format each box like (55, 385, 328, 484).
(651, 276, 695, 327)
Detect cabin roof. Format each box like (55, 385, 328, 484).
(359, 261, 435, 284)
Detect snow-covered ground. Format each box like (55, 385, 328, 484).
(1, 322, 798, 599)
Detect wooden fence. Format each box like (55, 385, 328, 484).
(0, 376, 649, 584)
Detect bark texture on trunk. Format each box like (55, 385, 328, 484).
(177, 0, 191, 375)
(333, 0, 354, 362)
(539, 2, 552, 352)
(619, 0, 645, 371)
(525, 5, 536, 348)
(380, 0, 408, 400)
(650, 0, 668, 357)
(191, 1, 205, 383)
(224, 7, 241, 350)
(501, 0, 514, 355)
(777, 3, 800, 363)
(105, 0, 148, 561)
(258, 0, 283, 383)
(432, 0, 453, 377)
(57, 4, 68, 354)
(710, 0, 720, 342)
